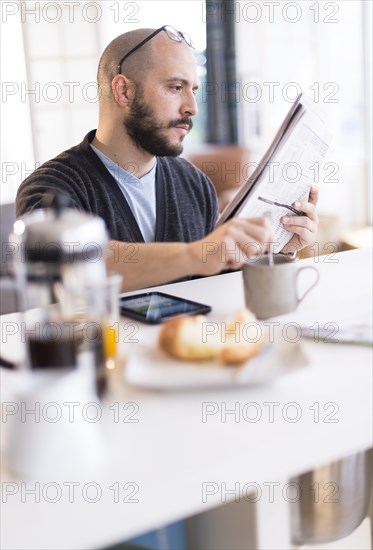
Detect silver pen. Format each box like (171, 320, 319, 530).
(258, 196, 306, 216)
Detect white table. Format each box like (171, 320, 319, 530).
(1, 249, 372, 550)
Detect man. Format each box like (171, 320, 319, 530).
(16, 26, 319, 291)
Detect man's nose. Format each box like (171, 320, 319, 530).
(181, 91, 198, 117)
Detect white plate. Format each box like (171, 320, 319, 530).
(124, 340, 309, 390)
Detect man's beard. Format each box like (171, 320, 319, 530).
(124, 87, 193, 157)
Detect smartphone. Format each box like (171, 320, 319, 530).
(119, 291, 212, 324)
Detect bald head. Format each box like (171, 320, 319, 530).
(97, 28, 197, 105)
(97, 29, 156, 99)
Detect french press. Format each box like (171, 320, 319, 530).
(1, 194, 110, 388)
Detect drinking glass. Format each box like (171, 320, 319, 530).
(61, 272, 123, 395)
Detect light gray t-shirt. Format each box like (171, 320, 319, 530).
(90, 144, 156, 242)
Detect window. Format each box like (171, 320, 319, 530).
(236, 0, 370, 228)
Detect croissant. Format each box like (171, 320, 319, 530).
(159, 309, 263, 366)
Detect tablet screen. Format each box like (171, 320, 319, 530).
(119, 292, 211, 323)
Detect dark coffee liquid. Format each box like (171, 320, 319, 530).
(27, 321, 84, 369)
(27, 321, 107, 397)
(28, 336, 81, 369)
(28, 322, 82, 369)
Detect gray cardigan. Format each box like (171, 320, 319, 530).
(16, 130, 219, 244)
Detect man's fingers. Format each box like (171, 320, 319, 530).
(280, 186, 320, 253)
(211, 217, 275, 269)
(242, 221, 273, 246)
(201, 216, 277, 274)
(308, 185, 319, 206)
(281, 213, 318, 248)
(282, 223, 314, 243)
(229, 217, 274, 243)
(282, 215, 315, 232)
(222, 225, 270, 261)
(288, 199, 318, 223)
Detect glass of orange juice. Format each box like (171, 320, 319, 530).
(101, 273, 123, 371)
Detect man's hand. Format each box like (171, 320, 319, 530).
(280, 185, 319, 254)
(190, 217, 273, 276)
(108, 218, 273, 291)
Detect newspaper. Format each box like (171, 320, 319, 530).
(216, 93, 332, 252)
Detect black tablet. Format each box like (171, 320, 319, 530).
(119, 291, 211, 324)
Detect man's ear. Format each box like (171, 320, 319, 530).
(112, 75, 136, 107)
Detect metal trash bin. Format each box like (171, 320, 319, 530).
(290, 449, 372, 545)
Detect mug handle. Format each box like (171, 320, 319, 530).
(296, 266, 320, 304)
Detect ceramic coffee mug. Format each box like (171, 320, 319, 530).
(242, 255, 320, 319)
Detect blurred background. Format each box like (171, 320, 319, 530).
(1, 0, 372, 248)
